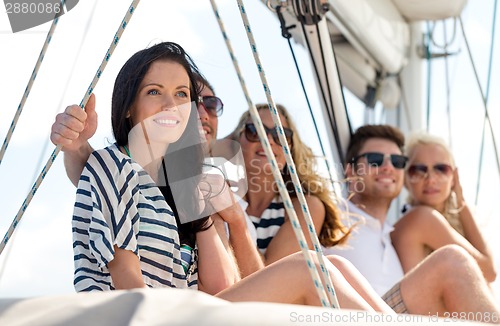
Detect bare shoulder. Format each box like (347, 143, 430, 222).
(291, 195, 325, 222)
(396, 205, 446, 228)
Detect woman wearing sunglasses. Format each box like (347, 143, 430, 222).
(227, 104, 352, 265)
(391, 132, 496, 282)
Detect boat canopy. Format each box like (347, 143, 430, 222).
(392, 0, 469, 22)
(268, 0, 469, 108)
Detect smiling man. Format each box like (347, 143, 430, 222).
(323, 125, 499, 319)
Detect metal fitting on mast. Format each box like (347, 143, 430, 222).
(291, 0, 329, 25)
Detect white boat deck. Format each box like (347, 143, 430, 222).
(0, 288, 492, 325)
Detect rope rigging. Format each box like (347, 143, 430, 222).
(31, 0, 99, 190)
(211, 0, 339, 308)
(458, 16, 500, 207)
(474, 0, 498, 205)
(0, 0, 496, 303)
(0, 0, 100, 285)
(0, 0, 67, 281)
(0, 0, 141, 255)
(0, 0, 66, 167)
(425, 21, 433, 132)
(442, 21, 453, 148)
(424, 18, 460, 149)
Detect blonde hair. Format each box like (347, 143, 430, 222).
(229, 104, 351, 247)
(405, 132, 463, 235)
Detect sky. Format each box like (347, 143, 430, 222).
(0, 0, 498, 299)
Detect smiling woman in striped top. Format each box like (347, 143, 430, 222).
(71, 42, 237, 294)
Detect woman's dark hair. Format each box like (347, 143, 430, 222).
(111, 42, 210, 246)
(194, 73, 215, 95)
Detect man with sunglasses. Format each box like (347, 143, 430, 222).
(323, 124, 499, 317)
(196, 79, 223, 149)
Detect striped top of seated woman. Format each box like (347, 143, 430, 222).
(226, 103, 352, 265)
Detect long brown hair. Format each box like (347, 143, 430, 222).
(228, 104, 351, 247)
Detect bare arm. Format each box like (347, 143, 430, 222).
(392, 206, 496, 282)
(208, 180, 264, 278)
(212, 214, 242, 281)
(63, 142, 94, 186)
(196, 219, 237, 295)
(263, 195, 325, 265)
(107, 245, 147, 289)
(224, 208, 264, 278)
(50, 93, 97, 186)
(452, 168, 496, 280)
(456, 204, 495, 277)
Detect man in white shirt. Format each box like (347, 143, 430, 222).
(329, 200, 404, 296)
(324, 124, 499, 316)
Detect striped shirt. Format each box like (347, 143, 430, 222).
(249, 197, 285, 254)
(72, 144, 198, 292)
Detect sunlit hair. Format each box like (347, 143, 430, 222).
(405, 132, 463, 235)
(228, 104, 351, 247)
(405, 132, 455, 167)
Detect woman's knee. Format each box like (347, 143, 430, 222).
(326, 255, 353, 272)
(429, 245, 478, 275)
(283, 251, 345, 280)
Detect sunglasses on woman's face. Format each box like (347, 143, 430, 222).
(244, 123, 293, 146)
(352, 152, 408, 169)
(407, 164, 453, 183)
(198, 96, 224, 117)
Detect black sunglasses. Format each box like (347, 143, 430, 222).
(244, 123, 293, 146)
(198, 96, 224, 117)
(352, 152, 408, 169)
(407, 164, 453, 182)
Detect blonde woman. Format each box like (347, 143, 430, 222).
(391, 132, 496, 282)
(227, 104, 351, 265)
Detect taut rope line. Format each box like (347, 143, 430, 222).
(217, 0, 339, 308)
(0, 0, 66, 166)
(0, 0, 141, 255)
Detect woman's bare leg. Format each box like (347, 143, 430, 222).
(216, 252, 386, 311)
(327, 255, 393, 313)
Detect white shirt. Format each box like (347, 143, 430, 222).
(322, 201, 404, 296)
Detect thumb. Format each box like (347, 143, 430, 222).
(85, 93, 96, 115)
